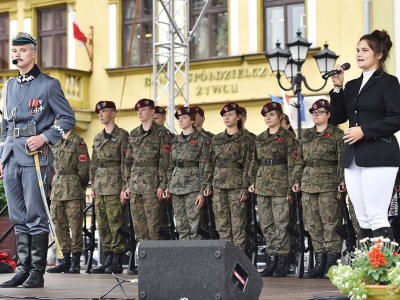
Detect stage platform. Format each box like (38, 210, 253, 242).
(0, 271, 342, 300)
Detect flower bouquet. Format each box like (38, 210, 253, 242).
(328, 238, 400, 299)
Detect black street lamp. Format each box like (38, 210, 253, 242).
(265, 31, 339, 138)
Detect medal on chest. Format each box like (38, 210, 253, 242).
(29, 98, 43, 115)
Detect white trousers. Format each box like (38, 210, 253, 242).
(344, 158, 398, 230)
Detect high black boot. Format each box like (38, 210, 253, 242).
(23, 234, 48, 288)
(0, 234, 31, 288)
(105, 252, 123, 274)
(272, 254, 288, 277)
(90, 251, 113, 274)
(303, 252, 326, 279)
(259, 254, 278, 277)
(323, 253, 340, 279)
(373, 227, 394, 240)
(46, 252, 71, 273)
(286, 250, 297, 274)
(69, 252, 81, 274)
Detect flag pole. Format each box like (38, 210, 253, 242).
(84, 26, 93, 72)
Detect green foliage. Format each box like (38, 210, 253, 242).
(0, 180, 7, 216)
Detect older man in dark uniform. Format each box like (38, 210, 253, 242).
(0, 32, 76, 288)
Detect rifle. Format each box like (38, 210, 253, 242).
(158, 198, 178, 240)
(244, 192, 260, 267)
(85, 197, 96, 274)
(197, 195, 220, 240)
(335, 192, 357, 256)
(285, 192, 314, 278)
(117, 199, 137, 275)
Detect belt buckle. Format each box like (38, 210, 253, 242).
(312, 160, 318, 167)
(268, 159, 273, 166)
(13, 128, 20, 138)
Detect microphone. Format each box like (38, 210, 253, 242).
(322, 63, 351, 80)
(12, 58, 23, 65)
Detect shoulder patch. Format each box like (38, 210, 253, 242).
(79, 154, 88, 162)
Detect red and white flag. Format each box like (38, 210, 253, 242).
(281, 89, 293, 120)
(69, 5, 87, 45)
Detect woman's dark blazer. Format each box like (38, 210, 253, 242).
(330, 70, 400, 168)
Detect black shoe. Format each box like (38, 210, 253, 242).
(23, 234, 48, 288)
(69, 252, 81, 274)
(0, 234, 31, 288)
(273, 255, 288, 277)
(286, 251, 297, 274)
(259, 254, 277, 277)
(323, 253, 340, 279)
(127, 266, 138, 275)
(91, 252, 113, 274)
(105, 252, 123, 274)
(303, 252, 326, 279)
(47, 253, 71, 273)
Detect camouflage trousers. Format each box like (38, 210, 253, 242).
(212, 188, 247, 251)
(172, 191, 202, 240)
(50, 199, 83, 253)
(288, 200, 297, 250)
(257, 195, 291, 255)
(130, 193, 163, 241)
(95, 195, 126, 252)
(302, 192, 342, 253)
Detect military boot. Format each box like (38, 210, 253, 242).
(272, 254, 288, 277)
(90, 252, 113, 274)
(323, 252, 340, 279)
(46, 253, 71, 273)
(69, 252, 81, 274)
(259, 254, 278, 277)
(23, 234, 48, 288)
(105, 252, 123, 274)
(286, 250, 297, 274)
(0, 234, 31, 288)
(303, 252, 326, 279)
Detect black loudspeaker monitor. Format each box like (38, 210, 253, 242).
(138, 240, 263, 300)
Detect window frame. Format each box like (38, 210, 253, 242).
(0, 13, 9, 70)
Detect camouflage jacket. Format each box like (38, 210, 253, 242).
(244, 129, 257, 154)
(167, 129, 211, 195)
(201, 128, 214, 139)
(249, 127, 297, 196)
(50, 130, 90, 201)
(90, 125, 128, 195)
(125, 121, 172, 194)
(204, 129, 251, 195)
(292, 124, 344, 193)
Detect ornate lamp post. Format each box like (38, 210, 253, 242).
(265, 31, 339, 137)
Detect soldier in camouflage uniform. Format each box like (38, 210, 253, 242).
(46, 130, 89, 274)
(124, 99, 172, 241)
(248, 102, 296, 277)
(193, 106, 214, 139)
(153, 106, 167, 127)
(204, 103, 250, 251)
(90, 101, 128, 274)
(292, 99, 344, 279)
(165, 107, 210, 239)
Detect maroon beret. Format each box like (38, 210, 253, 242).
(192, 106, 205, 117)
(135, 98, 155, 110)
(95, 101, 116, 114)
(309, 99, 330, 113)
(155, 106, 166, 115)
(261, 102, 282, 116)
(220, 102, 240, 116)
(239, 106, 247, 113)
(174, 106, 197, 119)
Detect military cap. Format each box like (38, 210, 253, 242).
(282, 113, 290, 122)
(12, 32, 37, 46)
(135, 98, 155, 110)
(174, 106, 196, 119)
(192, 106, 205, 117)
(95, 101, 116, 114)
(155, 106, 166, 115)
(309, 99, 330, 113)
(261, 102, 282, 116)
(220, 102, 240, 116)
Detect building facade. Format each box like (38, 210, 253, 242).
(0, 0, 398, 145)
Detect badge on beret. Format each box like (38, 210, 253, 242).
(190, 140, 197, 146)
(224, 107, 228, 112)
(163, 144, 171, 153)
(312, 104, 318, 110)
(144, 100, 150, 106)
(231, 103, 237, 109)
(79, 154, 87, 162)
(137, 103, 141, 108)
(177, 110, 182, 115)
(320, 100, 326, 106)
(263, 107, 269, 113)
(185, 107, 191, 114)
(271, 102, 277, 108)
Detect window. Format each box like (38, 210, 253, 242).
(0, 13, 9, 70)
(38, 6, 67, 67)
(264, 0, 305, 51)
(122, 0, 153, 66)
(190, 0, 228, 60)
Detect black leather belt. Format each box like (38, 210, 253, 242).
(99, 161, 121, 168)
(7, 128, 29, 138)
(260, 158, 287, 166)
(134, 161, 158, 167)
(217, 162, 243, 169)
(305, 160, 338, 167)
(57, 170, 77, 175)
(176, 161, 199, 168)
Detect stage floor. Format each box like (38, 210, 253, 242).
(0, 271, 342, 300)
